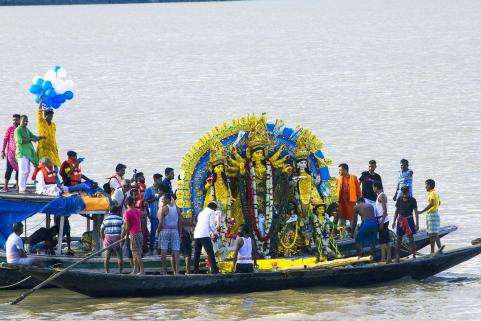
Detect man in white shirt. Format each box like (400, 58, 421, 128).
(33, 157, 62, 196)
(193, 202, 219, 274)
(6, 222, 33, 265)
(112, 179, 131, 215)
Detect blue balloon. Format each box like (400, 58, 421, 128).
(54, 66, 61, 72)
(35, 78, 44, 87)
(43, 98, 52, 107)
(64, 91, 74, 100)
(58, 95, 66, 104)
(35, 95, 40, 104)
(42, 81, 52, 91)
(45, 88, 56, 99)
(29, 84, 38, 94)
(52, 101, 61, 109)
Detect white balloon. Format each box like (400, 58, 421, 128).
(44, 70, 57, 81)
(55, 84, 67, 95)
(57, 68, 67, 79)
(32, 76, 41, 84)
(51, 78, 61, 89)
(64, 79, 75, 91)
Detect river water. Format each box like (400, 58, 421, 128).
(0, 0, 480, 319)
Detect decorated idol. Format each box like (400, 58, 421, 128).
(177, 114, 338, 260)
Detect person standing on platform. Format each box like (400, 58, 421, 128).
(392, 186, 419, 263)
(1, 114, 20, 192)
(393, 159, 413, 201)
(144, 173, 164, 253)
(352, 197, 378, 258)
(336, 163, 361, 237)
(373, 181, 392, 263)
(122, 196, 144, 274)
(359, 160, 382, 207)
(193, 202, 220, 274)
(418, 179, 444, 255)
(36, 97, 60, 173)
(14, 115, 46, 193)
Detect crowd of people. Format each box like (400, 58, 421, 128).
(2, 105, 444, 274)
(341, 159, 444, 264)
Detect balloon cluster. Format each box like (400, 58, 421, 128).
(29, 66, 75, 109)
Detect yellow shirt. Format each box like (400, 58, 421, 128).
(427, 189, 440, 214)
(37, 109, 60, 167)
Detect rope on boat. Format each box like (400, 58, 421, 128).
(0, 276, 32, 289)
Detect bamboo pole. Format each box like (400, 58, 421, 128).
(11, 237, 125, 305)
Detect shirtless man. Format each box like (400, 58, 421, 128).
(352, 197, 378, 258)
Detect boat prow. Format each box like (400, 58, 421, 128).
(4, 244, 480, 298)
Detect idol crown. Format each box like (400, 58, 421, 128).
(209, 140, 227, 167)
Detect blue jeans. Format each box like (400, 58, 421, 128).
(148, 213, 159, 251)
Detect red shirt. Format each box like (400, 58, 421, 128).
(124, 208, 142, 235)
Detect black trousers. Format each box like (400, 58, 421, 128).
(5, 158, 18, 181)
(193, 237, 219, 273)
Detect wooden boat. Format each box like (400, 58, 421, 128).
(5, 244, 480, 298)
(0, 225, 458, 289)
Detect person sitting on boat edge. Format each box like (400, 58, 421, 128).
(232, 224, 257, 273)
(31, 157, 62, 196)
(26, 225, 59, 255)
(418, 179, 444, 256)
(352, 197, 378, 259)
(14, 115, 46, 194)
(6, 222, 38, 266)
(123, 196, 145, 275)
(59, 151, 99, 193)
(193, 202, 220, 274)
(392, 186, 419, 263)
(157, 193, 182, 275)
(1, 114, 20, 192)
(101, 201, 124, 274)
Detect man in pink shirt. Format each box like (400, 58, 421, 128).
(1, 114, 20, 192)
(122, 196, 145, 275)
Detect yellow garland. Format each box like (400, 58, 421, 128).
(279, 221, 300, 250)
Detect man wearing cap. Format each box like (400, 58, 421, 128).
(37, 96, 60, 171)
(392, 186, 419, 263)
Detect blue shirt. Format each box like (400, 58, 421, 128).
(397, 169, 413, 199)
(101, 214, 123, 235)
(144, 185, 160, 219)
(162, 178, 173, 195)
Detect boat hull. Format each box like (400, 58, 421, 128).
(0, 225, 457, 289)
(8, 244, 481, 298)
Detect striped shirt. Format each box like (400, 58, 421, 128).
(101, 214, 123, 235)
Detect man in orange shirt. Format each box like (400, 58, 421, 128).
(336, 163, 361, 237)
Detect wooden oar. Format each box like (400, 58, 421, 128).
(11, 237, 126, 305)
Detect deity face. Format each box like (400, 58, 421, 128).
(297, 160, 308, 171)
(213, 164, 225, 175)
(252, 149, 265, 162)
